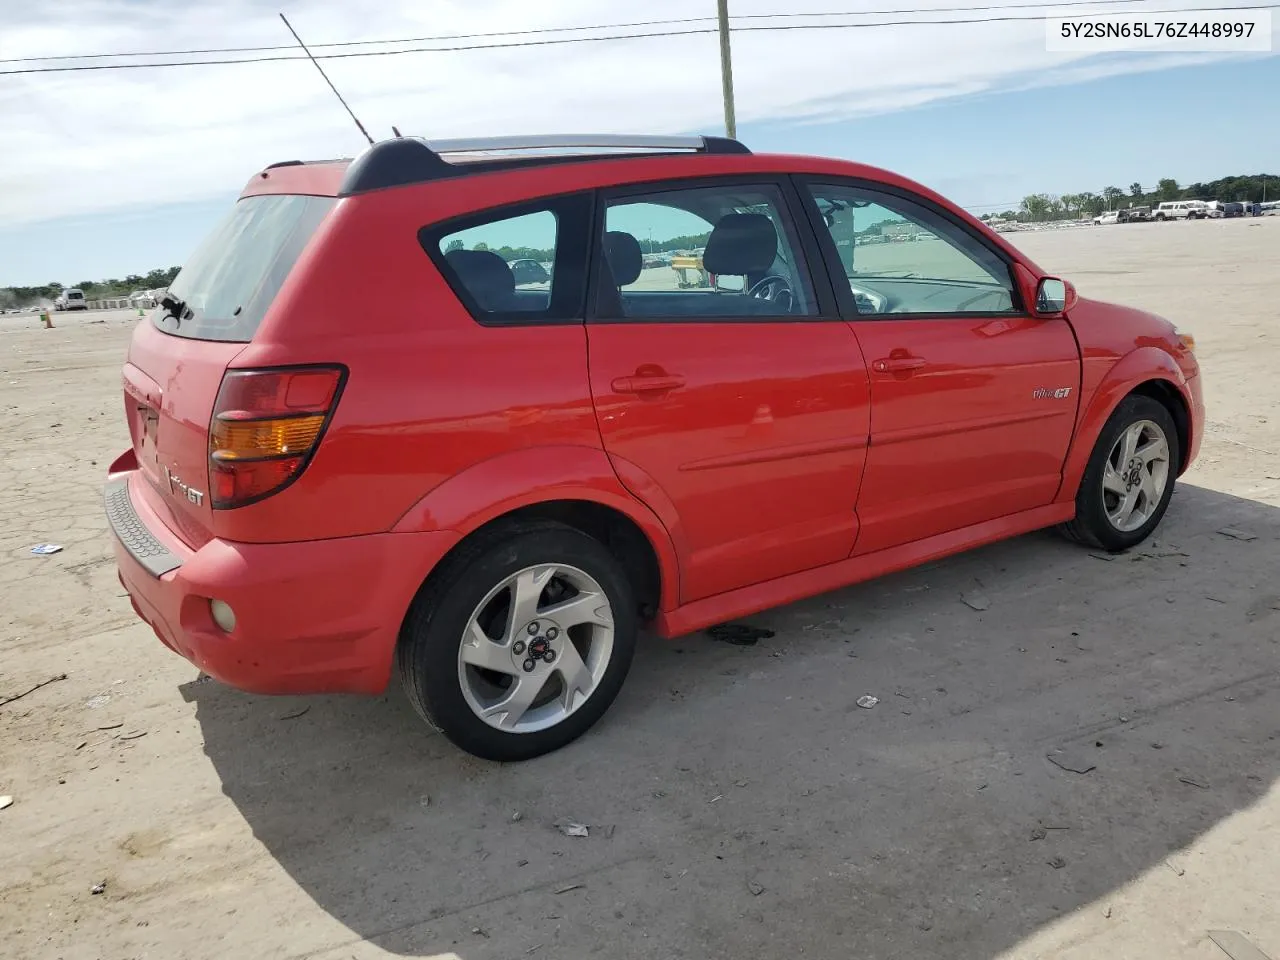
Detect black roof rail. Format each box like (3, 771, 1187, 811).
(338, 134, 751, 196)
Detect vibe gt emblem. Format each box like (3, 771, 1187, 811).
(164, 465, 205, 505)
(1033, 387, 1073, 400)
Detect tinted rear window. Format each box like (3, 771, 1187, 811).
(154, 194, 334, 342)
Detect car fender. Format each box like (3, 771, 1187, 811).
(1057, 345, 1192, 502)
(391, 444, 682, 608)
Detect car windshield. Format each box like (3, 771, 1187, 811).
(155, 194, 334, 342)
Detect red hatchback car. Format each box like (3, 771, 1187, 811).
(106, 134, 1204, 760)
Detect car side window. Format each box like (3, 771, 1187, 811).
(599, 183, 817, 320)
(806, 182, 1019, 317)
(421, 193, 592, 326)
(435, 210, 556, 315)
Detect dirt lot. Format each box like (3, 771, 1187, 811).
(2, 217, 1278, 960)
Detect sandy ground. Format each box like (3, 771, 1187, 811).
(1, 217, 1278, 960)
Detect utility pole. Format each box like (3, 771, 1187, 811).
(717, 0, 737, 139)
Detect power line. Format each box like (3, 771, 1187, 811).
(0, 0, 1246, 65)
(2, 4, 1272, 76)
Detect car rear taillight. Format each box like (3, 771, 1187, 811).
(208, 365, 345, 509)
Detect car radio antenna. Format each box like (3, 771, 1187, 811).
(278, 12, 374, 145)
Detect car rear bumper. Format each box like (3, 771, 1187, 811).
(106, 470, 459, 695)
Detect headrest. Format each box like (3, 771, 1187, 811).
(444, 249, 515, 310)
(702, 213, 778, 276)
(604, 231, 643, 286)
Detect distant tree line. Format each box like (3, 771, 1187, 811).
(446, 232, 714, 260)
(979, 173, 1276, 224)
(1, 266, 182, 309)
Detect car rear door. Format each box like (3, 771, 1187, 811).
(798, 178, 1080, 556)
(585, 177, 870, 604)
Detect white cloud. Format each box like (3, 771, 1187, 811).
(0, 0, 1274, 225)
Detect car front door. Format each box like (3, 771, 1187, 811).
(800, 179, 1081, 557)
(586, 178, 871, 604)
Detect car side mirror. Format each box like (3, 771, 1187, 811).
(1034, 276, 1077, 316)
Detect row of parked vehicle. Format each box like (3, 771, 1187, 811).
(1094, 199, 1272, 224)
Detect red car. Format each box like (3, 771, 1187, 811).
(106, 134, 1203, 761)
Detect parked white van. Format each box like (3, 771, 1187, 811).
(1154, 200, 1210, 220)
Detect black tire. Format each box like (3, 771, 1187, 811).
(397, 520, 637, 762)
(1058, 394, 1181, 552)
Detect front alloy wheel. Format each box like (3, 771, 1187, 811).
(1058, 394, 1181, 551)
(1101, 419, 1171, 533)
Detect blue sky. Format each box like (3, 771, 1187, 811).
(2, 1, 1277, 286)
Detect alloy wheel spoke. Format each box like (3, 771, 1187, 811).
(1140, 464, 1162, 508)
(1135, 435, 1168, 466)
(541, 590, 613, 630)
(460, 621, 515, 674)
(554, 642, 595, 714)
(1102, 462, 1128, 496)
(504, 566, 555, 642)
(1111, 489, 1139, 528)
(1119, 423, 1141, 464)
(480, 675, 546, 729)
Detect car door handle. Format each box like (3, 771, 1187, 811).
(612, 374, 686, 394)
(872, 356, 926, 373)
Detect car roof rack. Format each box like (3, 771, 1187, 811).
(338, 134, 751, 196)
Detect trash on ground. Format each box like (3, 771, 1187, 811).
(116, 730, 147, 741)
(97, 722, 123, 731)
(90, 880, 107, 895)
(1030, 826, 1047, 841)
(511, 811, 523, 822)
(1217, 527, 1258, 542)
(962, 592, 990, 611)
(856, 695, 880, 709)
(1178, 776, 1209, 789)
(30, 543, 64, 555)
(277, 705, 310, 720)
(1104, 906, 1113, 919)
(706, 623, 775, 646)
(1165, 859, 1185, 877)
(1047, 856, 1067, 869)
(748, 879, 765, 896)
(0, 673, 68, 708)
(554, 883, 584, 894)
(471, 927, 489, 938)
(554, 819, 589, 838)
(1088, 552, 1116, 562)
(709, 794, 723, 803)
(0, 796, 13, 811)
(1046, 749, 1097, 774)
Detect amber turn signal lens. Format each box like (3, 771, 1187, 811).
(211, 414, 325, 461)
(1178, 333, 1196, 352)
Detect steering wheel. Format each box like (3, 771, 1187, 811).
(746, 275, 793, 313)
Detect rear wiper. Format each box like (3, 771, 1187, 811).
(159, 293, 188, 325)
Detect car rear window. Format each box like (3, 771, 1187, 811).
(154, 194, 334, 342)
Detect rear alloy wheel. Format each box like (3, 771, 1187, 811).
(1059, 395, 1180, 552)
(398, 521, 636, 761)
